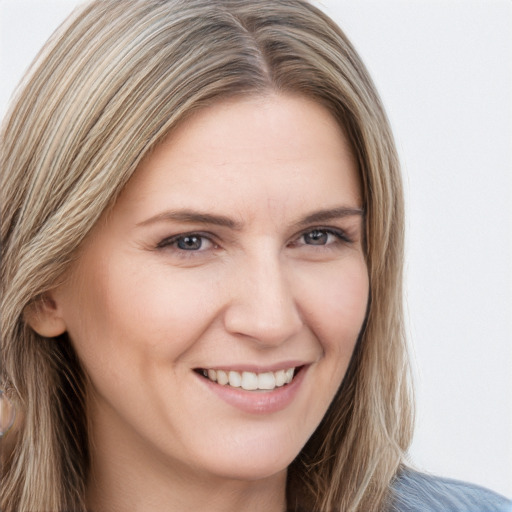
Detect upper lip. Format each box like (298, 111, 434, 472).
(195, 360, 311, 373)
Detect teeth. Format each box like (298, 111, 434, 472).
(241, 371, 258, 390)
(275, 369, 286, 387)
(258, 372, 275, 390)
(216, 370, 229, 385)
(201, 367, 297, 390)
(228, 371, 241, 387)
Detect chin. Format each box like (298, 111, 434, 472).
(191, 437, 300, 482)
(207, 457, 291, 482)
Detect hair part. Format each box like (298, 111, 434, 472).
(1, 1, 413, 510)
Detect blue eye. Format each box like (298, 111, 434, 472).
(303, 229, 329, 245)
(157, 233, 214, 252)
(300, 228, 350, 246)
(176, 235, 203, 250)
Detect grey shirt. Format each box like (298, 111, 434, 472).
(391, 468, 512, 512)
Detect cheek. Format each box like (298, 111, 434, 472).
(296, 258, 369, 355)
(63, 255, 219, 370)
(288, 257, 368, 428)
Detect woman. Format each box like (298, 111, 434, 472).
(0, 1, 510, 511)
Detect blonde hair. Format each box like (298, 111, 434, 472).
(0, 1, 413, 510)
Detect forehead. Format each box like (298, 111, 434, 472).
(113, 93, 361, 225)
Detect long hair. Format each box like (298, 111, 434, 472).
(0, 1, 413, 510)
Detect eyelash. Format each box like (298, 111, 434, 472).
(292, 227, 353, 247)
(156, 227, 353, 256)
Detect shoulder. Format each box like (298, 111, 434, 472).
(389, 467, 512, 512)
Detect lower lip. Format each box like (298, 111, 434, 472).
(197, 367, 307, 414)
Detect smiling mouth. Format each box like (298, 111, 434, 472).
(195, 366, 303, 391)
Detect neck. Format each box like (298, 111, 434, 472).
(87, 470, 287, 512)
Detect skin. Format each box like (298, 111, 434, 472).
(31, 94, 369, 512)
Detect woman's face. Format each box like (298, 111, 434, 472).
(51, 94, 368, 483)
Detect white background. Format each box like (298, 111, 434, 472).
(1, 0, 511, 498)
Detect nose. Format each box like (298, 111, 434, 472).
(223, 249, 303, 347)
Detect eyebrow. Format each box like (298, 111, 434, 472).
(137, 206, 364, 230)
(137, 210, 243, 230)
(294, 207, 365, 227)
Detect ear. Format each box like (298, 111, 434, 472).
(24, 292, 67, 338)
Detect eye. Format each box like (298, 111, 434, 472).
(176, 235, 204, 251)
(303, 229, 330, 245)
(299, 228, 350, 246)
(157, 233, 215, 252)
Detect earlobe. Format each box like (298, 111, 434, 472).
(24, 293, 67, 338)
